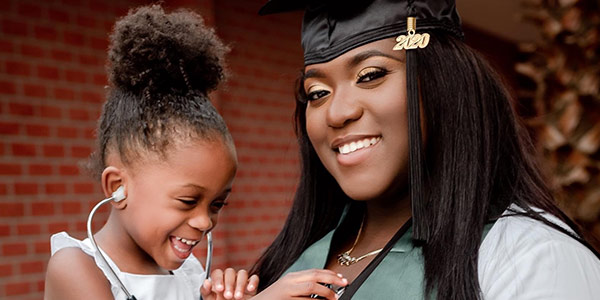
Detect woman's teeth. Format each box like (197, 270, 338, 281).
(175, 236, 199, 246)
(338, 137, 380, 155)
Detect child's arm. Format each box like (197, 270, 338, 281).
(200, 268, 259, 300)
(44, 247, 114, 300)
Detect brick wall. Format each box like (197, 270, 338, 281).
(0, 0, 302, 298)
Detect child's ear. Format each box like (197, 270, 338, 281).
(101, 166, 128, 210)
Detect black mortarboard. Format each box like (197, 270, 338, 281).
(259, 0, 462, 65)
(260, 0, 464, 242)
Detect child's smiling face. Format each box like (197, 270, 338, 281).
(116, 136, 237, 271)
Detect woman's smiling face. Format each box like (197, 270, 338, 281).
(303, 38, 410, 201)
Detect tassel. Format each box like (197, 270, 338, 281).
(406, 41, 428, 242)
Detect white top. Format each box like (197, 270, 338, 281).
(479, 206, 600, 299)
(51, 232, 205, 300)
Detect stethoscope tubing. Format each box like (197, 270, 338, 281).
(87, 196, 137, 300)
(87, 196, 213, 300)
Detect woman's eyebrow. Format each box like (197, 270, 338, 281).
(349, 50, 404, 67)
(303, 68, 326, 80)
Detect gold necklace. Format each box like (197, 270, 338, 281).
(337, 216, 383, 266)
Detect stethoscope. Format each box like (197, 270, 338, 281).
(86, 186, 213, 300)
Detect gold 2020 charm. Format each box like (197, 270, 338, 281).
(393, 17, 430, 50)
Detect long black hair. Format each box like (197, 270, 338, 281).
(252, 31, 593, 299)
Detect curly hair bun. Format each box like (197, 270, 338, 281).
(108, 5, 227, 96)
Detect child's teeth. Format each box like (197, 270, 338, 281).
(175, 236, 198, 246)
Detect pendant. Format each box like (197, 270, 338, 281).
(337, 251, 358, 266)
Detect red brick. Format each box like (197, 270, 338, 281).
(2, 242, 28, 256)
(0, 203, 24, 217)
(15, 182, 38, 195)
(20, 261, 44, 274)
(18, 3, 43, 18)
(5, 282, 30, 296)
(59, 165, 80, 175)
(21, 44, 44, 58)
(65, 69, 87, 83)
(77, 15, 96, 28)
(37, 65, 60, 80)
(78, 54, 101, 65)
(46, 183, 67, 194)
(0, 264, 12, 277)
(90, 36, 108, 50)
(48, 8, 70, 24)
(69, 108, 89, 120)
(34, 25, 58, 41)
(83, 127, 96, 139)
(62, 0, 83, 6)
(9, 102, 34, 116)
(74, 182, 94, 194)
(90, 1, 110, 12)
(0, 80, 17, 94)
(47, 222, 69, 234)
(54, 87, 75, 101)
(41, 105, 62, 119)
(24, 83, 47, 98)
(0, 39, 13, 53)
(64, 31, 85, 46)
(17, 224, 42, 235)
(75, 220, 88, 232)
(51, 49, 72, 62)
(2, 19, 28, 36)
(81, 91, 103, 103)
(31, 201, 54, 216)
(103, 20, 114, 32)
(62, 201, 81, 214)
(0, 183, 7, 195)
(92, 73, 107, 85)
(5, 60, 31, 76)
(72, 145, 92, 158)
(25, 124, 50, 137)
(43, 144, 64, 157)
(57, 126, 77, 138)
(0, 163, 22, 175)
(29, 164, 52, 175)
(0, 122, 20, 135)
(36, 279, 45, 292)
(12, 143, 36, 156)
(34, 241, 51, 255)
(0, 225, 10, 237)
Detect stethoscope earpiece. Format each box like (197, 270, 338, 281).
(112, 185, 126, 202)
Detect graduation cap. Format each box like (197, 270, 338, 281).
(260, 0, 464, 242)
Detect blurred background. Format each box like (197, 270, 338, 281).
(0, 0, 598, 299)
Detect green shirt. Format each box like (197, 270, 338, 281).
(283, 215, 494, 299)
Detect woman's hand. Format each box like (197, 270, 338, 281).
(252, 269, 348, 300)
(201, 268, 259, 300)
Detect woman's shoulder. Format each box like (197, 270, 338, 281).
(478, 205, 600, 299)
(481, 205, 594, 257)
(45, 245, 113, 299)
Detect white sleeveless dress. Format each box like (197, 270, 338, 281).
(51, 232, 205, 300)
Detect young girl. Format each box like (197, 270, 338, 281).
(250, 0, 600, 299)
(44, 5, 257, 300)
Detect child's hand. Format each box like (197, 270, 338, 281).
(252, 269, 348, 300)
(201, 268, 259, 300)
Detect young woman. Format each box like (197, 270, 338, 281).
(45, 6, 257, 300)
(251, 0, 600, 299)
